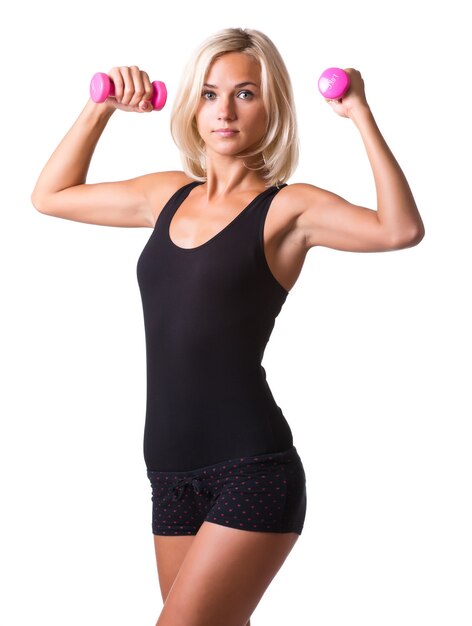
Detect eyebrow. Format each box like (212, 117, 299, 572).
(203, 82, 259, 89)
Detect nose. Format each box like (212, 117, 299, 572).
(218, 96, 236, 121)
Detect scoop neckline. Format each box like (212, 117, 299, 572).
(167, 183, 277, 253)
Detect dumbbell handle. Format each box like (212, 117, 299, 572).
(318, 68, 350, 100)
(89, 72, 167, 111)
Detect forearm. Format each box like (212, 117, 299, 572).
(350, 105, 425, 245)
(31, 99, 115, 210)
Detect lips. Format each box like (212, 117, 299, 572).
(213, 128, 239, 134)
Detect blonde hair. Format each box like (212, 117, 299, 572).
(170, 27, 299, 187)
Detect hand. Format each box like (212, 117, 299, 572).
(325, 68, 370, 119)
(102, 65, 154, 113)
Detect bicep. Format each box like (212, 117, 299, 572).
(33, 174, 155, 228)
(293, 183, 394, 252)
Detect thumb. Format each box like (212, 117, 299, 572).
(139, 100, 152, 112)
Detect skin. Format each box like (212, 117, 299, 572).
(31, 51, 425, 625)
(31, 55, 424, 292)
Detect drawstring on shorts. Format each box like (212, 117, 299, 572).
(170, 475, 214, 502)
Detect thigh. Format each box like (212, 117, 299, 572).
(147, 464, 219, 602)
(154, 535, 195, 602)
(157, 521, 300, 626)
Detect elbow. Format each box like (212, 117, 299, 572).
(31, 190, 42, 212)
(389, 222, 425, 250)
(31, 191, 48, 214)
(31, 200, 43, 214)
(411, 222, 426, 246)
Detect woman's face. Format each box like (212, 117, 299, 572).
(195, 52, 267, 158)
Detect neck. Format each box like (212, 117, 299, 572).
(202, 152, 267, 199)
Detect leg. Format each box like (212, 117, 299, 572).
(153, 533, 251, 625)
(156, 520, 300, 626)
(154, 534, 195, 602)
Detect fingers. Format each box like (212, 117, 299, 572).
(343, 68, 365, 94)
(140, 71, 154, 109)
(107, 65, 153, 111)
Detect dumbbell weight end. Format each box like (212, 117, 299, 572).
(318, 68, 350, 100)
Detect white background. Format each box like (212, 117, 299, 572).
(1, 1, 471, 624)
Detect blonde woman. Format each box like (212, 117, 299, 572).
(32, 27, 424, 626)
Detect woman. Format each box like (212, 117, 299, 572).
(32, 27, 424, 626)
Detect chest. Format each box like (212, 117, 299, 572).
(168, 188, 308, 293)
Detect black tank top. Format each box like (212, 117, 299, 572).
(136, 181, 293, 471)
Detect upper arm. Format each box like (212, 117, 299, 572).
(291, 183, 415, 253)
(32, 171, 194, 229)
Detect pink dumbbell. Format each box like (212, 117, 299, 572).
(318, 68, 350, 100)
(89, 72, 167, 111)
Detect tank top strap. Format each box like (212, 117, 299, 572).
(157, 181, 204, 227)
(236, 183, 287, 227)
(254, 183, 288, 222)
(243, 182, 288, 250)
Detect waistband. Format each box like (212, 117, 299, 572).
(147, 444, 300, 478)
(147, 444, 301, 503)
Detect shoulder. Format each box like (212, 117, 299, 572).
(137, 171, 199, 226)
(270, 182, 339, 250)
(271, 182, 332, 224)
(274, 181, 344, 222)
(276, 182, 331, 208)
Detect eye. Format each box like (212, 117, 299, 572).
(202, 90, 216, 100)
(238, 90, 254, 100)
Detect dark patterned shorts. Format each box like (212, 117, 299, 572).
(146, 445, 307, 536)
